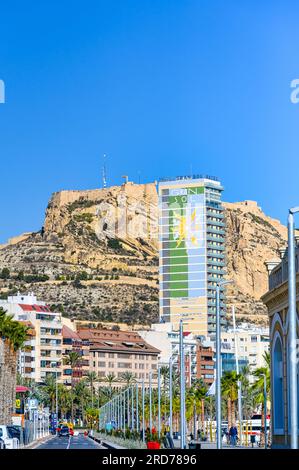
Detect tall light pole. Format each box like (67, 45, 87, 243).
(169, 357, 173, 439)
(288, 207, 299, 449)
(263, 373, 267, 449)
(149, 371, 153, 431)
(51, 361, 58, 434)
(216, 279, 233, 449)
(131, 385, 134, 430)
(136, 383, 139, 433)
(179, 319, 186, 449)
(142, 380, 145, 442)
(232, 305, 243, 444)
(158, 366, 161, 438)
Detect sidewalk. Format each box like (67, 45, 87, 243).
(25, 433, 54, 449)
(173, 439, 258, 450)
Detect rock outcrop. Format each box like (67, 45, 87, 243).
(0, 183, 287, 326)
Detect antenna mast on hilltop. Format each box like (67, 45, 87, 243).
(102, 153, 108, 188)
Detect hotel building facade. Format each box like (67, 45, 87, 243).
(158, 175, 226, 336)
(0, 293, 63, 383)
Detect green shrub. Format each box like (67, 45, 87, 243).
(107, 238, 122, 250)
(74, 212, 94, 224)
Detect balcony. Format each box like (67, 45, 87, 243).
(207, 252, 225, 260)
(207, 243, 225, 251)
(207, 301, 226, 309)
(207, 219, 225, 228)
(207, 275, 225, 283)
(206, 235, 225, 243)
(207, 259, 226, 268)
(206, 209, 224, 217)
(206, 227, 226, 236)
(207, 267, 226, 275)
(206, 203, 224, 211)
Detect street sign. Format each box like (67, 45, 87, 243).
(28, 399, 38, 409)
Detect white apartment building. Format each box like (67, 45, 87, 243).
(0, 292, 63, 383)
(221, 323, 269, 378)
(138, 322, 198, 385)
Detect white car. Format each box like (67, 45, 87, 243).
(0, 425, 19, 449)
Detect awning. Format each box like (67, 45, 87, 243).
(16, 385, 30, 393)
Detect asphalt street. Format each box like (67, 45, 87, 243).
(36, 434, 104, 449)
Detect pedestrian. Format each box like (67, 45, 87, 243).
(229, 424, 238, 446)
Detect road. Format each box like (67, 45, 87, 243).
(36, 433, 104, 449)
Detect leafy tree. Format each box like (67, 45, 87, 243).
(64, 351, 81, 422)
(251, 352, 270, 445)
(221, 370, 241, 429)
(0, 267, 10, 279)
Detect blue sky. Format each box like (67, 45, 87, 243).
(1, 0, 299, 243)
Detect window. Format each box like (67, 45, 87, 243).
(108, 353, 114, 358)
(118, 353, 130, 359)
(118, 362, 131, 369)
(98, 362, 105, 368)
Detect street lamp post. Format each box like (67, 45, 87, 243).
(142, 380, 145, 443)
(127, 388, 130, 429)
(232, 305, 243, 445)
(169, 358, 173, 439)
(179, 319, 186, 449)
(123, 391, 126, 432)
(136, 383, 139, 433)
(131, 385, 134, 431)
(263, 373, 267, 449)
(51, 361, 58, 435)
(149, 371, 153, 431)
(216, 280, 233, 449)
(288, 207, 299, 449)
(158, 366, 161, 438)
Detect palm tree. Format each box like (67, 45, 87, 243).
(86, 372, 98, 408)
(251, 352, 270, 446)
(73, 378, 90, 424)
(239, 365, 256, 419)
(0, 308, 28, 423)
(120, 371, 136, 387)
(42, 375, 58, 413)
(64, 351, 81, 423)
(221, 370, 241, 429)
(104, 373, 118, 399)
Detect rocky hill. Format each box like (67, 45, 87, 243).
(0, 182, 287, 326)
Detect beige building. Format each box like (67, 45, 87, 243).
(62, 325, 90, 386)
(77, 328, 160, 387)
(262, 250, 299, 448)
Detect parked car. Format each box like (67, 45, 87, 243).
(58, 425, 70, 437)
(7, 425, 23, 444)
(0, 425, 19, 449)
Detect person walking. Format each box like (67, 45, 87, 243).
(229, 424, 238, 446)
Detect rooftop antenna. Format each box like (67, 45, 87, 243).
(102, 154, 107, 188)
